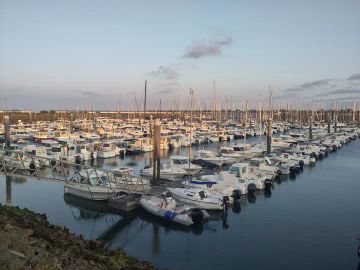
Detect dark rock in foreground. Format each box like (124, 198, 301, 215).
(0, 204, 156, 270)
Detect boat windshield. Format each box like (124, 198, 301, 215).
(173, 159, 188, 165)
(229, 166, 239, 175)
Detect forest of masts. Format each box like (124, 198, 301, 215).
(1, 88, 359, 127)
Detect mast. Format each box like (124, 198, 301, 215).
(188, 88, 194, 175)
(143, 80, 147, 123)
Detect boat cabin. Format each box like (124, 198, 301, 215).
(170, 156, 190, 165)
(229, 163, 249, 177)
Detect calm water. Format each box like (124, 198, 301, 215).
(1, 138, 360, 270)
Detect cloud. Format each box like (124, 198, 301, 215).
(284, 79, 332, 93)
(348, 73, 360, 80)
(157, 89, 173, 94)
(299, 79, 331, 88)
(150, 64, 180, 80)
(316, 89, 360, 97)
(81, 91, 98, 96)
(317, 96, 359, 103)
(284, 87, 303, 93)
(181, 37, 233, 59)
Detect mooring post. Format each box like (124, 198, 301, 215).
(152, 119, 161, 185)
(309, 116, 313, 141)
(70, 113, 74, 134)
(267, 118, 272, 155)
(334, 111, 338, 133)
(4, 115, 10, 150)
(327, 115, 331, 134)
(150, 115, 153, 137)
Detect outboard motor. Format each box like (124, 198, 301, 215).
(232, 189, 242, 200)
(29, 161, 36, 175)
(223, 196, 231, 206)
(310, 152, 318, 160)
(75, 155, 82, 164)
(289, 166, 297, 175)
(50, 159, 57, 167)
(264, 179, 272, 189)
(357, 235, 360, 258)
(298, 160, 304, 170)
(190, 208, 204, 224)
(247, 183, 257, 194)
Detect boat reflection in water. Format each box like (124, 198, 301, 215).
(63, 193, 242, 251)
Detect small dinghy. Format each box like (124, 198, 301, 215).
(140, 194, 209, 226)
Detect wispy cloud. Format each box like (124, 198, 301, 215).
(299, 79, 331, 88)
(316, 89, 360, 97)
(150, 64, 180, 80)
(156, 89, 173, 94)
(81, 91, 98, 96)
(284, 79, 332, 93)
(348, 73, 360, 80)
(181, 37, 233, 59)
(317, 96, 359, 103)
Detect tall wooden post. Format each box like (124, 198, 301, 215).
(327, 114, 331, 134)
(149, 115, 153, 137)
(267, 118, 272, 155)
(309, 116, 313, 140)
(70, 113, 74, 134)
(353, 97, 356, 123)
(4, 115, 10, 149)
(152, 119, 161, 185)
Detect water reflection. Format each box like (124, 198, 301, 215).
(232, 202, 241, 214)
(264, 188, 272, 198)
(152, 224, 160, 256)
(6, 176, 12, 205)
(247, 193, 256, 204)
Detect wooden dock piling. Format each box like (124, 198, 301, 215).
(4, 115, 10, 149)
(152, 119, 161, 185)
(267, 118, 272, 155)
(309, 116, 313, 140)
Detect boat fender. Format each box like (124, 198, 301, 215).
(164, 211, 176, 221)
(264, 179, 272, 189)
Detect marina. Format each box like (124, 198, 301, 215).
(1, 1, 360, 269)
(1, 111, 360, 269)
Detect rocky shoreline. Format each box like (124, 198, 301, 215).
(0, 204, 156, 270)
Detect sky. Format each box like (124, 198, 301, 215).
(0, 0, 360, 110)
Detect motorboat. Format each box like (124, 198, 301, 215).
(140, 164, 188, 179)
(167, 188, 225, 210)
(64, 169, 122, 200)
(192, 150, 225, 167)
(139, 194, 209, 226)
(170, 156, 202, 175)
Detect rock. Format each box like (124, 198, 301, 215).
(4, 223, 13, 232)
(24, 229, 33, 237)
